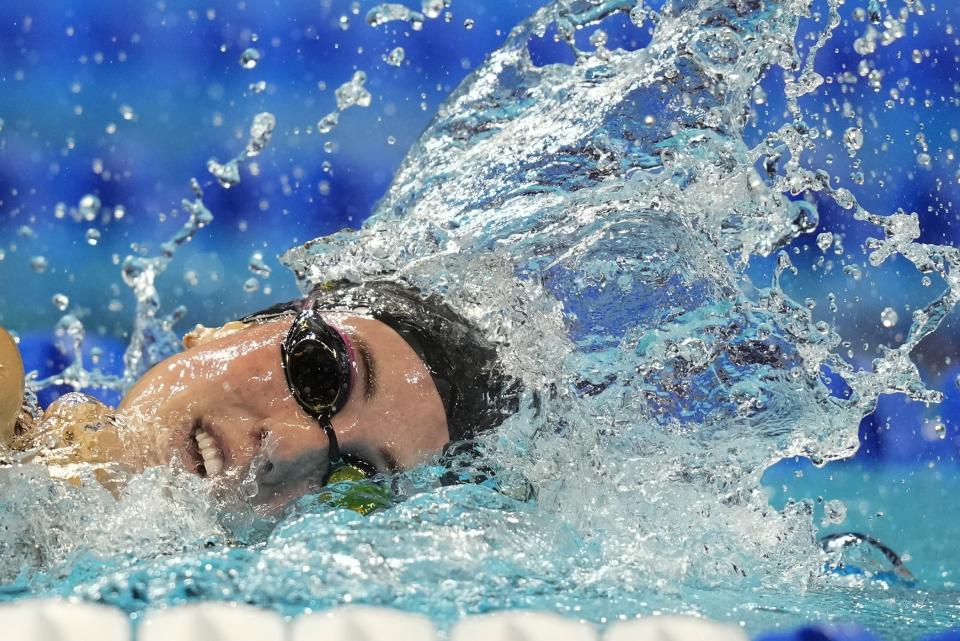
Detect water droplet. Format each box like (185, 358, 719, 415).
(629, 2, 646, 27)
(823, 499, 847, 524)
(366, 4, 424, 30)
(243, 277, 260, 293)
(880, 307, 898, 328)
(245, 112, 276, 157)
(240, 48, 260, 69)
(843, 127, 863, 154)
(843, 264, 862, 281)
(249, 252, 271, 277)
(335, 71, 371, 111)
(422, 0, 444, 19)
(85, 228, 101, 246)
(207, 158, 241, 188)
(833, 188, 855, 210)
(51, 293, 69, 311)
(78, 194, 101, 221)
(30, 256, 48, 273)
(589, 29, 607, 49)
(816, 231, 834, 252)
(317, 112, 339, 134)
(385, 46, 405, 67)
(752, 86, 767, 105)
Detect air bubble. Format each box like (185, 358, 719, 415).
(243, 277, 260, 293)
(463, 18, 475, 30)
(85, 229, 101, 246)
(119, 104, 136, 121)
(916, 152, 931, 169)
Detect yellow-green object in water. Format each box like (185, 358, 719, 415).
(0, 327, 25, 448)
(321, 464, 392, 515)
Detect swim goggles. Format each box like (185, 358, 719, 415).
(279, 305, 391, 513)
(232, 301, 379, 483)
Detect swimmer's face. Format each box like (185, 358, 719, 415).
(116, 314, 449, 511)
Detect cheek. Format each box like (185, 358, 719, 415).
(264, 419, 326, 462)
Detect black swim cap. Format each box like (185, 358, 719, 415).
(253, 280, 520, 443)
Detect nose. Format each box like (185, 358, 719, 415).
(250, 418, 330, 491)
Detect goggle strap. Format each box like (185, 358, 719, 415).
(318, 414, 342, 466)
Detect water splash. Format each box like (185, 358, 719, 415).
(316, 72, 372, 136)
(206, 112, 277, 188)
(282, 0, 952, 594)
(4, 0, 960, 636)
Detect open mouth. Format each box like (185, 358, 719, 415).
(188, 419, 224, 477)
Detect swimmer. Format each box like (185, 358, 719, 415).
(0, 280, 518, 512)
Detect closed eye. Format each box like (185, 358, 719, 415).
(351, 334, 379, 402)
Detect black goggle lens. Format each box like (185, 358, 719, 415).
(281, 310, 351, 418)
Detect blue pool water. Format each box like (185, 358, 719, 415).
(2, 1, 960, 639)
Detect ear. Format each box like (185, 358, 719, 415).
(182, 320, 248, 350)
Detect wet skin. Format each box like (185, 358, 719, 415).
(116, 314, 449, 510)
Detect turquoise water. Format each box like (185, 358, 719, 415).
(1, 1, 960, 639)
